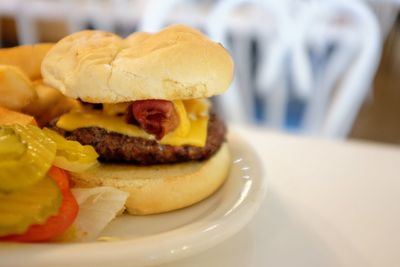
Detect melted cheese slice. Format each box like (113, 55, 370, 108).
(56, 100, 209, 147)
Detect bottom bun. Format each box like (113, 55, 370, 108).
(71, 143, 231, 215)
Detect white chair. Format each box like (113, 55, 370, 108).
(12, 0, 89, 44)
(207, 0, 382, 138)
(309, 1, 381, 137)
(138, 0, 208, 32)
(10, 0, 145, 44)
(13, 0, 68, 44)
(368, 0, 400, 38)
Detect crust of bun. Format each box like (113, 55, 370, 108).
(70, 143, 230, 215)
(41, 25, 234, 103)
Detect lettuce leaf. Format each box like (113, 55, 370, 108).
(71, 187, 128, 241)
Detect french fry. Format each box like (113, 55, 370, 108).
(0, 106, 37, 126)
(0, 43, 53, 80)
(0, 43, 77, 126)
(0, 65, 37, 111)
(24, 80, 80, 126)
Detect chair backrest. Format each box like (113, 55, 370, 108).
(207, 0, 382, 138)
(8, 0, 144, 44)
(138, 0, 208, 32)
(11, 0, 85, 44)
(14, 0, 68, 44)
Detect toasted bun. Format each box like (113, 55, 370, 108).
(70, 143, 230, 215)
(41, 25, 234, 103)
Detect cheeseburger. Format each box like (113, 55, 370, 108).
(41, 25, 234, 215)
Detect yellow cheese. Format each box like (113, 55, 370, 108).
(56, 99, 209, 147)
(183, 98, 210, 116)
(161, 115, 208, 147)
(57, 111, 153, 139)
(103, 102, 130, 116)
(172, 100, 191, 137)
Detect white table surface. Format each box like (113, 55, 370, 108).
(159, 126, 400, 267)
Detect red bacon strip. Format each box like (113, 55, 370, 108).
(130, 100, 179, 140)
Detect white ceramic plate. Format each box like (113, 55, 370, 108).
(0, 132, 266, 267)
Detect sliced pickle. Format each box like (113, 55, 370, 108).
(0, 128, 26, 159)
(43, 128, 99, 172)
(0, 175, 62, 237)
(0, 125, 56, 193)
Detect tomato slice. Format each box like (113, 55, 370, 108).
(1, 167, 78, 242)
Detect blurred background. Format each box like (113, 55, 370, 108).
(0, 0, 399, 144)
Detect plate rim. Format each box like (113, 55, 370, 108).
(0, 131, 267, 267)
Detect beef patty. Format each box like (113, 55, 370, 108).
(50, 113, 226, 165)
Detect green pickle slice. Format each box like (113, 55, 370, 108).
(0, 125, 57, 193)
(0, 175, 62, 237)
(0, 128, 26, 159)
(43, 128, 98, 172)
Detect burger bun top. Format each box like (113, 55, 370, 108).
(41, 25, 234, 103)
